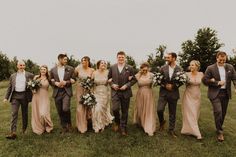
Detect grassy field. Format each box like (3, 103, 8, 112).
(0, 80, 236, 157)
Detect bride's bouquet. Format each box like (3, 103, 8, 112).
(173, 71, 188, 87)
(80, 76, 95, 90)
(27, 79, 42, 92)
(152, 72, 164, 86)
(79, 92, 97, 108)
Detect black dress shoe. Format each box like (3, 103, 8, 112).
(168, 130, 177, 138)
(6, 132, 17, 140)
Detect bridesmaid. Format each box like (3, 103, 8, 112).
(75, 56, 94, 133)
(31, 65, 53, 135)
(92, 60, 113, 133)
(181, 60, 203, 140)
(133, 62, 156, 136)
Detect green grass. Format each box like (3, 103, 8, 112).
(0, 80, 236, 157)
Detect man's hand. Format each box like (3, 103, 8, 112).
(70, 79, 75, 84)
(120, 85, 128, 91)
(55, 81, 64, 88)
(234, 89, 236, 94)
(218, 80, 225, 86)
(111, 84, 119, 91)
(210, 78, 216, 82)
(166, 84, 173, 91)
(3, 99, 8, 103)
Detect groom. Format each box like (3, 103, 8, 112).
(157, 52, 182, 138)
(108, 51, 136, 136)
(50, 53, 76, 134)
(4, 60, 34, 139)
(203, 51, 236, 142)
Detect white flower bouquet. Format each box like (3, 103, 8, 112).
(152, 72, 165, 86)
(80, 76, 95, 90)
(79, 92, 97, 108)
(27, 79, 42, 92)
(173, 71, 188, 87)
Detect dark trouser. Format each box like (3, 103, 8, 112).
(54, 90, 71, 128)
(10, 92, 29, 132)
(157, 95, 178, 131)
(112, 92, 130, 131)
(210, 89, 229, 134)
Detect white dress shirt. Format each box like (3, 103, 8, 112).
(168, 65, 175, 79)
(218, 65, 226, 89)
(58, 66, 65, 82)
(15, 71, 26, 92)
(118, 64, 125, 73)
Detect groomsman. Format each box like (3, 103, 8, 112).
(108, 51, 136, 136)
(3, 60, 34, 139)
(203, 51, 236, 142)
(50, 53, 76, 134)
(157, 52, 182, 138)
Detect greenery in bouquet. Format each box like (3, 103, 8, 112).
(79, 92, 97, 108)
(27, 79, 42, 91)
(80, 76, 95, 90)
(173, 71, 188, 87)
(152, 72, 165, 86)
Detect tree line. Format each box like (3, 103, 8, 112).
(1, 27, 236, 81)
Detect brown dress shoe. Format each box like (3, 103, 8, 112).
(217, 133, 224, 142)
(159, 120, 166, 131)
(60, 127, 68, 134)
(120, 129, 128, 136)
(168, 130, 177, 138)
(6, 132, 17, 140)
(67, 124, 73, 132)
(112, 123, 119, 132)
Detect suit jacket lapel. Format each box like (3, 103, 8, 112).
(54, 67, 60, 81)
(63, 66, 68, 80)
(120, 64, 128, 75)
(164, 65, 170, 81)
(224, 64, 229, 82)
(12, 73, 17, 89)
(214, 64, 221, 81)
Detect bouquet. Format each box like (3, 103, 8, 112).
(79, 92, 97, 108)
(173, 71, 188, 87)
(80, 76, 95, 90)
(27, 79, 42, 91)
(152, 72, 164, 86)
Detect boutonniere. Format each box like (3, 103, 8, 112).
(65, 68, 70, 73)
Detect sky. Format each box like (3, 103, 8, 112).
(0, 0, 236, 68)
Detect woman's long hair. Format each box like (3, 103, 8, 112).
(35, 65, 50, 80)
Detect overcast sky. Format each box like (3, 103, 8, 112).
(0, 0, 235, 68)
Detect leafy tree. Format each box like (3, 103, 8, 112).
(67, 55, 80, 68)
(228, 56, 236, 68)
(126, 55, 138, 74)
(0, 52, 11, 80)
(24, 59, 40, 74)
(179, 27, 224, 72)
(147, 44, 166, 72)
(9, 56, 18, 73)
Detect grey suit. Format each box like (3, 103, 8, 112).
(202, 63, 236, 134)
(50, 65, 75, 129)
(5, 71, 34, 132)
(157, 64, 182, 131)
(108, 64, 136, 131)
